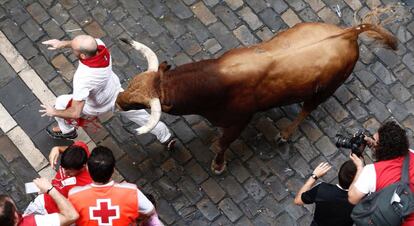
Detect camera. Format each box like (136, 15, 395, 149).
(335, 130, 368, 157)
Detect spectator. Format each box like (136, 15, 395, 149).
(348, 121, 414, 225)
(0, 178, 78, 226)
(40, 35, 175, 150)
(294, 160, 357, 226)
(24, 141, 92, 215)
(68, 146, 161, 225)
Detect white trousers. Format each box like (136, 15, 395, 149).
(54, 94, 171, 143)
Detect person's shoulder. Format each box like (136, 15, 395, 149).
(315, 182, 345, 194)
(68, 183, 93, 197)
(115, 182, 138, 191)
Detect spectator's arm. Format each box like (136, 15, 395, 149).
(294, 162, 331, 205)
(294, 177, 317, 205)
(49, 146, 69, 169)
(348, 153, 366, 205)
(347, 165, 365, 205)
(137, 190, 155, 221)
(33, 178, 79, 226)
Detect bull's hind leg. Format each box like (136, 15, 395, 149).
(211, 122, 247, 175)
(278, 101, 319, 144)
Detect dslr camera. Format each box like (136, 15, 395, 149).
(335, 130, 369, 157)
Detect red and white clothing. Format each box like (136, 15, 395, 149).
(24, 141, 92, 215)
(354, 149, 414, 225)
(55, 39, 171, 143)
(68, 181, 154, 226)
(19, 213, 60, 226)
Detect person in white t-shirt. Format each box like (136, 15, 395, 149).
(0, 177, 78, 226)
(348, 121, 414, 225)
(39, 35, 175, 149)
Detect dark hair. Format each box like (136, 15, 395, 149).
(338, 160, 357, 189)
(87, 146, 115, 184)
(61, 144, 88, 170)
(0, 195, 16, 226)
(375, 121, 409, 161)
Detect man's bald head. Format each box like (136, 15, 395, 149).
(72, 35, 98, 59)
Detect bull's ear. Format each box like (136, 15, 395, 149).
(159, 61, 171, 72)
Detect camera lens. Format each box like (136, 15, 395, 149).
(335, 135, 353, 149)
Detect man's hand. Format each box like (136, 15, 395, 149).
(42, 39, 69, 50)
(33, 178, 53, 194)
(313, 162, 331, 178)
(49, 147, 61, 169)
(39, 104, 56, 117)
(350, 153, 364, 170)
(364, 135, 377, 149)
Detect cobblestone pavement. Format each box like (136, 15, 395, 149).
(0, 0, 414, 225)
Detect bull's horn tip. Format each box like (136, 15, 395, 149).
(119, 38, 132, 45)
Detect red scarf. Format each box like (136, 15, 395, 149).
(80, 45, 110, 68)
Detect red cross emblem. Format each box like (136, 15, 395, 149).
(89, 199, 120, 225)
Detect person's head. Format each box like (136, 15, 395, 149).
(71, 35, 97, 59)
(87, 146, 115, 184)
(374, 121, 409, 161)
(0, 195, 18, 226)
(60, 144, 88, 177)
(338, 160, 357, 189)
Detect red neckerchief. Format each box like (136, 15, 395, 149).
(80, 45, 110, 68)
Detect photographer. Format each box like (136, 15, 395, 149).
(294, 160, 357, 226)
(348, 121, 414, 225)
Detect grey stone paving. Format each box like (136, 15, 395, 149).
(0, 0, 414, 225)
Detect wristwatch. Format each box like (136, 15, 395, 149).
(47, 186, 55, 194)
(311, 174, 318, 180)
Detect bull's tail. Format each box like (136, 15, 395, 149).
(352, 24, 397, 50)
(349, 4, 409, 50)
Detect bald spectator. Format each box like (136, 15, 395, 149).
(0, 178, 78, 226)
(40, 35, 175, 150)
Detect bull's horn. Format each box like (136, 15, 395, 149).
(119, 38, 159, 72)
(135, 98, 162, 135)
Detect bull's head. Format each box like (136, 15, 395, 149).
(117, 38, 164, 135)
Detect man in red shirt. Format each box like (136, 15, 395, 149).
(348, 121, 414, 225)
(24, 141, 92, 215)
(0, 177, 78, 226)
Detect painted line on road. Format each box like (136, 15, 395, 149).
(0, 102, 55, 179)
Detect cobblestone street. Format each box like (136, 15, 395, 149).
(0, 0, 414, 225)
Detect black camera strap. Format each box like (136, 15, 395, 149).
(401, 154, 410, 184)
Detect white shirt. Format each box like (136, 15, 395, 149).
(354, 149, 414, 194)
(354, 164, 376, 194)
(34, 213, 60, 226)
(72, 39, 122, 116)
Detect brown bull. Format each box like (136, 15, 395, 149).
(117, 21, 396, 174)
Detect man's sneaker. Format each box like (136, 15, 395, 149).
(46, 127, 78, 139)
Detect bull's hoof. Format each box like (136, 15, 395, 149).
(211, 158, 226, 175)
(274, 133, 289, 146)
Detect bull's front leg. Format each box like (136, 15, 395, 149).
(210, 123, 247, 175)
